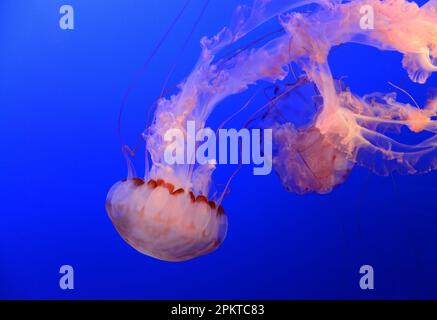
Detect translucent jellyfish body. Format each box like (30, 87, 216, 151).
(256, 77, 354, 194)
(272, 123, 354, 194)
(280, 0, 437, 177)
(106, 178, 227, 262)
(252, 0, 437, 193)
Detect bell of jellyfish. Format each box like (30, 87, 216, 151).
(106, 0, 437, 261)
(255, 76, 354, 194)
(106, 177, 227, 262)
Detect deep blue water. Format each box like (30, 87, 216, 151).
(0, 0, 436, 299)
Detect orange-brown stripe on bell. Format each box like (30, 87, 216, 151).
(189, 191, 196, 202)
(196, 195, 208, 204)
(131, 178, 145, 186)
(171, 188, 184, 195)
(147, 179, 157, 188)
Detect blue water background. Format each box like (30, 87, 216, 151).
(0, 0, 436, 299)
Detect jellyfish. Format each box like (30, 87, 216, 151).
(285, 0, 437, 179)
(106, 0, 437, 261)
(255, 76, 354, 194)
(252, 0, 437, 193)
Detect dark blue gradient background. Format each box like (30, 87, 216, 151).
(0, 0, 436, 299)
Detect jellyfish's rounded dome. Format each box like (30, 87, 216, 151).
(106, 178, 228, 262)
